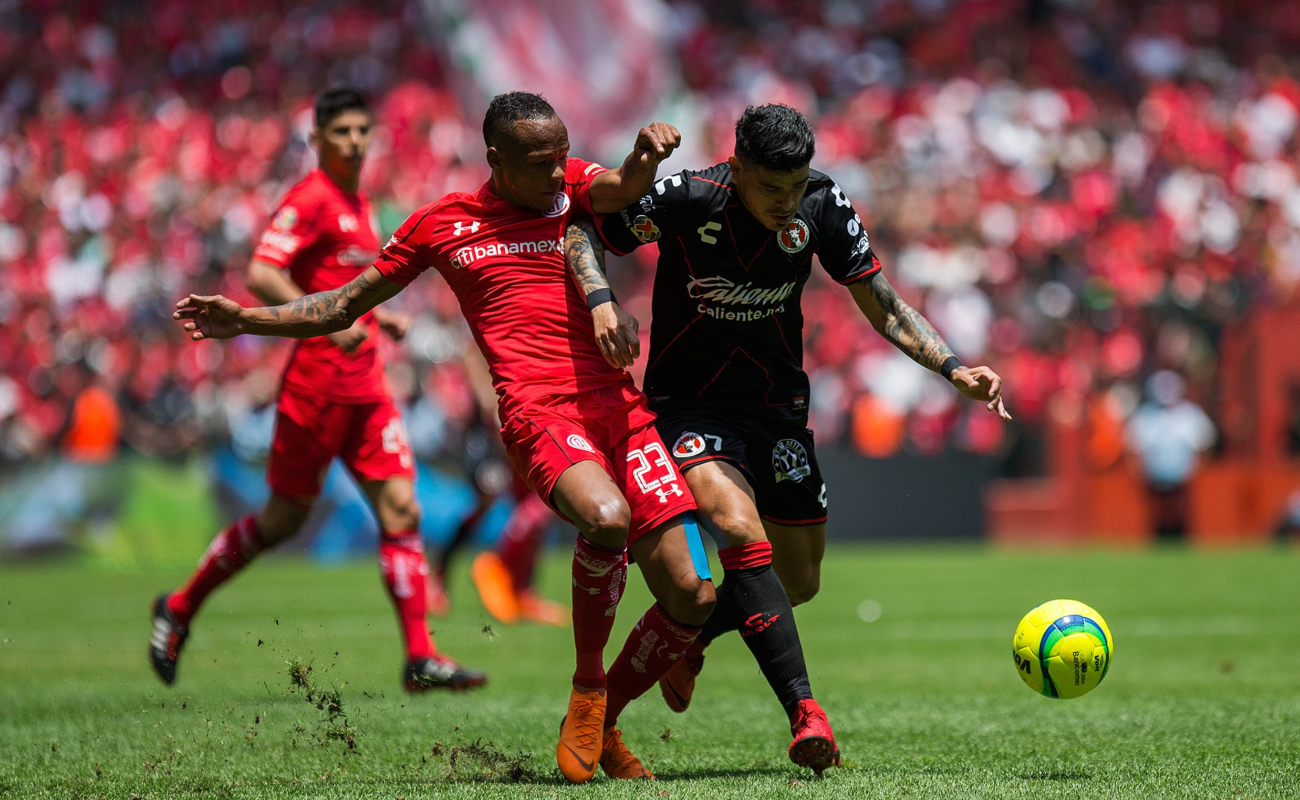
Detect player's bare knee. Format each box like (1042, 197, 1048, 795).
(579, 498, 631, 545)
(257, 499, 311, 544)
(380, 490, 421, 532)
(704, 508, 765, 548)
(665, 576, 715, 626)
(785, 573, 820, 606)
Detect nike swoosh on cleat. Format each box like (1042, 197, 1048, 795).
(561, 742, 594, 774)
(665, 681, 689, 709)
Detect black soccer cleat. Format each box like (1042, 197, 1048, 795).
(148, 593, 189, 686)
(403, 656, 488, 692)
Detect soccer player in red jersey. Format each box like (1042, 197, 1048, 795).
(173, 92, 717, 783)
(149, 88, 486, 693)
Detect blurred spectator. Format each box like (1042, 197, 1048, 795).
(1125, 370, 1216, 539)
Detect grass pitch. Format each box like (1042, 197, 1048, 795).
(1, 545, 1298, 799)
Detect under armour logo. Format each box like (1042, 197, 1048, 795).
(654, 483, 684, 503)
(453, 221, 481, 236)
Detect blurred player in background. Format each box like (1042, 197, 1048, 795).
(577, 103, 1011, 773)
(174, 92, 716, 783)
(431, 349, 568, 626)
(148, 88, 487, 693)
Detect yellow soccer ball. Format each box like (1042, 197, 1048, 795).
(1012, 599, 1113, 699)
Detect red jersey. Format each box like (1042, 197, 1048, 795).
(252, 169, 387, 403)
(375, 158, 623, 412)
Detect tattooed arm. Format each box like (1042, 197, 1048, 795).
(173, 265, 404, 342)
(850, 272, 1011, 419)
(565, 219, 641, 369)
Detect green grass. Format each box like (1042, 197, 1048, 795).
(1, 545, 1298, 799)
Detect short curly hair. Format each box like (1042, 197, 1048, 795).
(483, 91, 558, 147)
(735, 104, 815, 172)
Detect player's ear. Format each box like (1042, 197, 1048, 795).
(728, 155, 743, 178)
(309, 126, 322, 150)
(486, 146, 502, 172)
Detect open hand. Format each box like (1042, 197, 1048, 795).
(327, 324, 369, 353)
(950, 366, 1012, 420)
(592, 301, 640, 369)
(173, 294, 245, 341)
(374, 309, 411, 342)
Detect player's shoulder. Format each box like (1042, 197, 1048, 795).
(803, 167, 838, 199)
(273, 171, 328, 217)
(565, 156, 607, 178)
(654, 161, 731, 209)
(402, 192, 479, 235)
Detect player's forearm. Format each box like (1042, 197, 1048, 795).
(858, 274, 956, 374)
(565, 220, 613, 299)
(240, 267, 399, 339)
(610, 154, 659, 208)
(246, 258, 305, 306)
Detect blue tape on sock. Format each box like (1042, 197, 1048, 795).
(682, 513, 712, 581)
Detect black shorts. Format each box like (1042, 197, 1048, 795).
(652, 401, 827, 526)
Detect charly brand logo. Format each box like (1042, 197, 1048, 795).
(450, 237, 563, 269)
(777, 218, 811, 253)
(542, 191, 571, 218)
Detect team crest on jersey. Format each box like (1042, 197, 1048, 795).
(567, 434, 595, 453)
(273, 206, 298, 230)
(777, 218, 810, 253)
(673, 432, 706, 458)
(772, 439, 811, 483)
(542, 191, 572, 218)
(631, 215, 661, 244)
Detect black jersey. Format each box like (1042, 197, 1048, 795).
(596, 162, 880, 421)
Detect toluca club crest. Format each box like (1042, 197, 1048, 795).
(777, 218, 810, 253)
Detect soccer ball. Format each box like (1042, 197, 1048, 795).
(1012, 599, 1113, 699)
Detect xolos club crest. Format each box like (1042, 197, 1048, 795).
(673, 432, 706, 458)
(777, 218, 810, 253)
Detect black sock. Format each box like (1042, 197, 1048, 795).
(728, 562, 813, 717)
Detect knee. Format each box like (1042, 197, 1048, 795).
(380, 485, 421, 533)
(664, 577, 716, 626)
(257, 501, 311, 545)
(703, 508, 765, 548)
(783, 570, 820, 606)
(578, 498, 631, 544)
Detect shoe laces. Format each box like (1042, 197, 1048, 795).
(567, 697, 603, 751)
(601, 728, 640, 770)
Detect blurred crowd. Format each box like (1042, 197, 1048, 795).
(4, 0, 1300, 483)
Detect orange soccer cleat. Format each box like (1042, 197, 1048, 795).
(471, 552, 520, 624)
(787, 698, 841, 775)
(599, 727, 655, 779)
(658, 648, 705, 713)
(517, 590, 570, 627)
(557, 687, 606, 784)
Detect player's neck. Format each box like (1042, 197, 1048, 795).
(320, 165, 361, 195)
(487, 174, 527, 209)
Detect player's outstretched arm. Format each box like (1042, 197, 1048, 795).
(588, 122, 681, 214)
(173, 265, 403, 342)
(850, 272, 1011, 420)
(564, 219, 640, 369)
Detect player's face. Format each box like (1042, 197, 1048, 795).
(313, 109, 372, 181)
(730, 156, 811, 231)
(486, 116, 570, 213)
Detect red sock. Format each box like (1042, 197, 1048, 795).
(167, 515, 266, 625)
(606, 604, 701, 727)
(379, 530, 436, 661)
(498, 493, 550, 593)
(570, 534, 627, 689)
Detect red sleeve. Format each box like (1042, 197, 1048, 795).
(252, 189, 318, 268)
(565, 157, 609, 215)
(374, 205, 440, 287)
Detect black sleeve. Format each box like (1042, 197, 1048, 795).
(815, 181, 881, 285)
(593, 170, 691, 256)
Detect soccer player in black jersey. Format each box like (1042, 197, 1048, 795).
(564, 104, 1010, 774)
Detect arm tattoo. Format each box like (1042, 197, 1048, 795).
(565, 219, 611, 297)
(868, 273, 956, 373)
(244, 269, 391, 338)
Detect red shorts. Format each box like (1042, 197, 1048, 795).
(267, 388, 415, 499)
(500, 381, 696, 546)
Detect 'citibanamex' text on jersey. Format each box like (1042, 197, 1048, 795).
(374, 159, 622, 413)
(252, 168, 386, 403)
(596, 163, 879, 420)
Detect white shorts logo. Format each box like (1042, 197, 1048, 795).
(566, 434, 595, 453)
(772, 439, 811, 483)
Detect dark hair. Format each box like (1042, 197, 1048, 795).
(314, 87, 369, 128)
(734, 104, 815, 172)
(483, 91, 558, 147)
